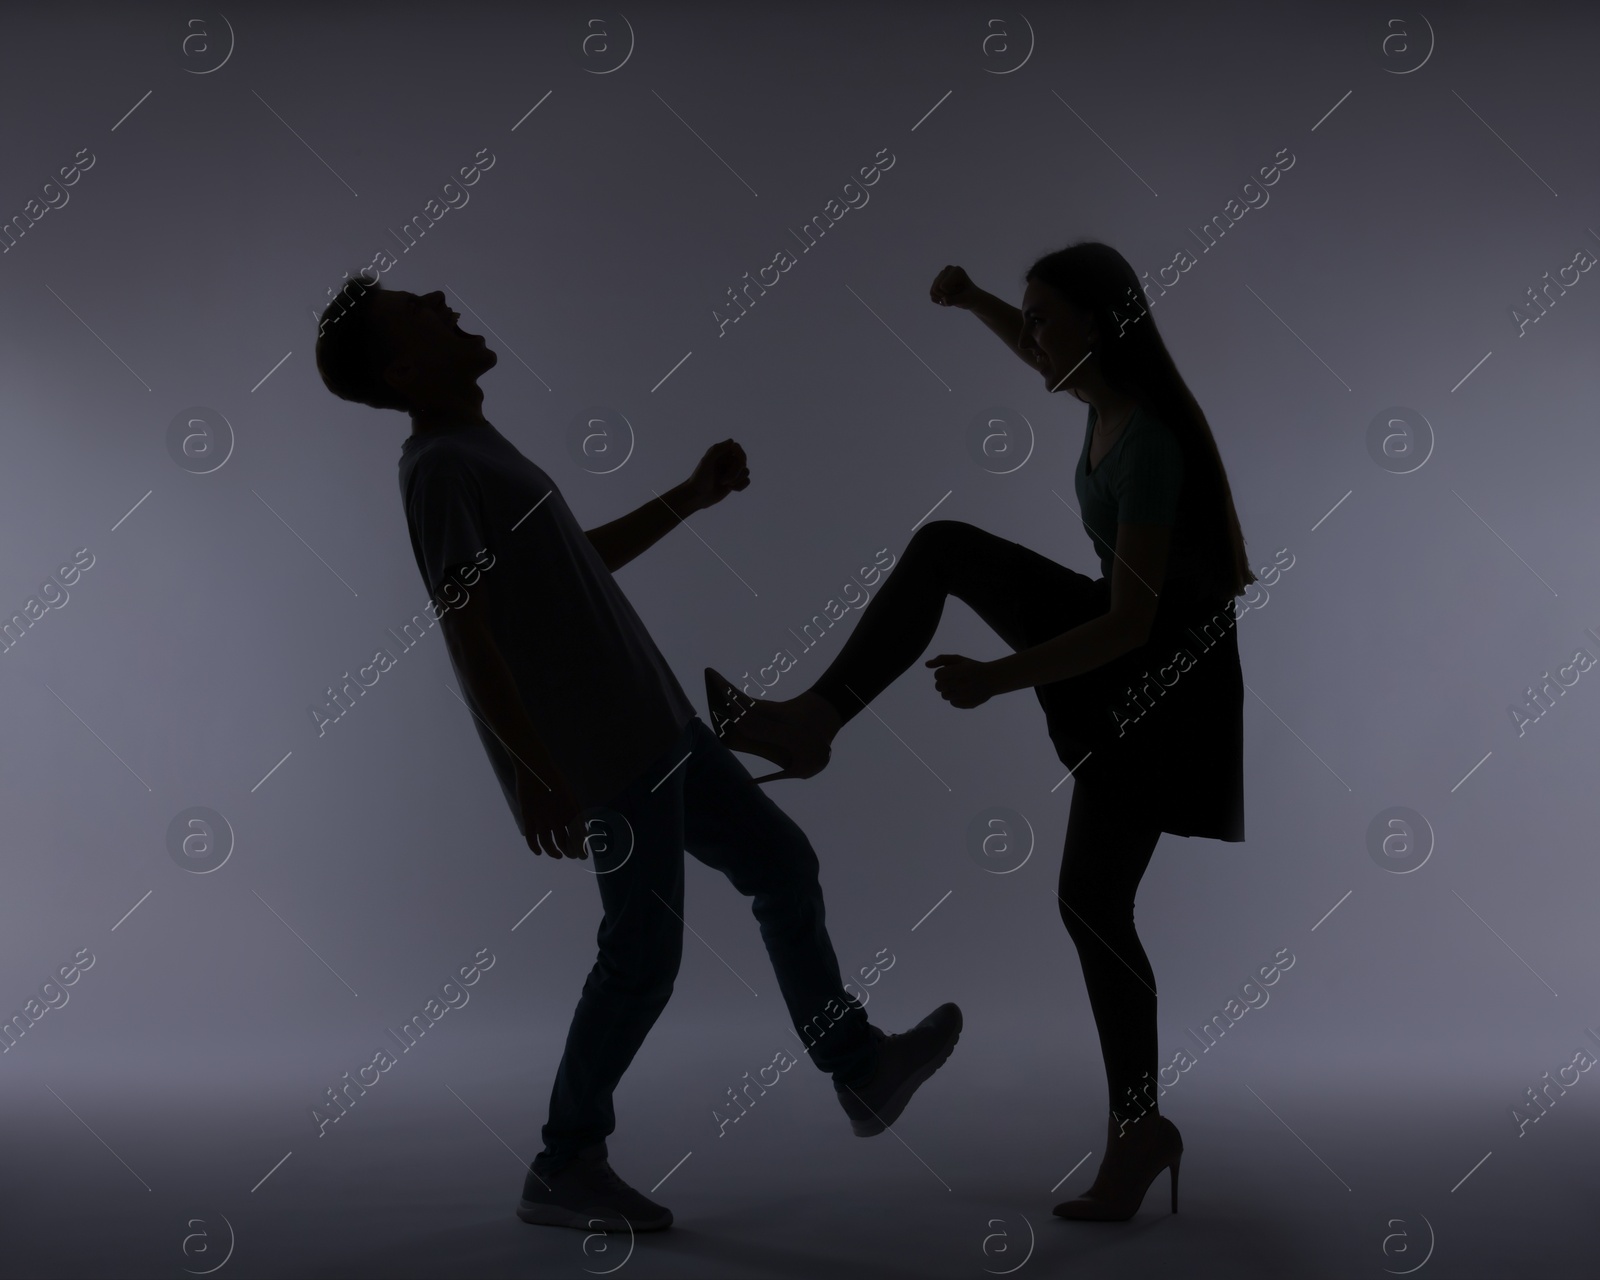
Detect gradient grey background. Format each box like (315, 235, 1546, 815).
(0, 2, 1595, 1276)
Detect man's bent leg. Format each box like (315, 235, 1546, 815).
(678, 718, 876, 1087)
(534, 723, 693, 1174)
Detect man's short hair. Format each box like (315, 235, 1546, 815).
(314, 274, 410, 411)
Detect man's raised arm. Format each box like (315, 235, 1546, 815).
(584, 439, 749, 572)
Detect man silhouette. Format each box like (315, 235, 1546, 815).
(313, 276, 962, 1231)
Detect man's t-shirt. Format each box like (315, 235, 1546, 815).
(398, 421, 695, 820)
(1073, 405, 1227, 618)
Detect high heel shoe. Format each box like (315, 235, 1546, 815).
(1052, 1114, 1182, 1221)
(703, 668, 831, 782)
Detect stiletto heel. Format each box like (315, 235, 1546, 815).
(1053, 1114, 1183, 1222)
(703, 668, 831, 782)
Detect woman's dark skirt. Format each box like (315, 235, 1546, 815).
(1038, 579, 1245, 843)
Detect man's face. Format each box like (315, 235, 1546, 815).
(375, 289, 497, 403)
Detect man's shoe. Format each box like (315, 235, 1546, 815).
(836, 1002, 963, 1136)
(516, 1143, 672, 1231)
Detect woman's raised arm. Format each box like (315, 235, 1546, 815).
(929, 264, 1037, 371)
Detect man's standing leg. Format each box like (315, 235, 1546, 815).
(678, 717, 962, 1135)
(517, 721, 694, 1231)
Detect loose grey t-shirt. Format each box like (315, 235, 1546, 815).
(398, 421, 695, 818)
(1074, 405, 1225, 614)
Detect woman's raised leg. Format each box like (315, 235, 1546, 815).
(706, 519, 1100, 777)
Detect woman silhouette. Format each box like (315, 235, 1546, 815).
(705, 241, 1254, 1221)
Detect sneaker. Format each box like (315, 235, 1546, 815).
(516, 1143, 673, 1231)
(835, 1002, 963, 1136)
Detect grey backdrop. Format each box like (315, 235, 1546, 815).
(0, 3, 1595, 1277)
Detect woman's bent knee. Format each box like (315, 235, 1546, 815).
(909, 519, 980, 557)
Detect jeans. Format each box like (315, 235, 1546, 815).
(535, 716, 875, 1170)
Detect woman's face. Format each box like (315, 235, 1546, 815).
(1019, 278, 1095, 395)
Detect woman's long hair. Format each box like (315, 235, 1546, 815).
(1027, 241, 1255, 600)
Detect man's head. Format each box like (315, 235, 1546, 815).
(314, 276, 496, 413)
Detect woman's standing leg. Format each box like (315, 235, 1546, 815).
(1057, 765, 1165, 1138)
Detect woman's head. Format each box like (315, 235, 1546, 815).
(1024, 240, 1256, 600)
(1018, 242, 1146, 398)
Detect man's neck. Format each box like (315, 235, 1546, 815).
(409, 400, 489, 438)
